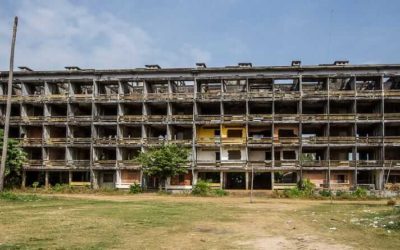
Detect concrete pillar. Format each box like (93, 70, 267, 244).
(45, 171, 49, 188)
(220, 171, 224, 189)
(245, 172, 249, 190)
(375, 170, 384, 190)
(192, 171, 198, 185)
(271, 172, 275, 190)
(21, 170, 26, 188)
(91, 170, 99, 189)
(68, 171, 72, 185)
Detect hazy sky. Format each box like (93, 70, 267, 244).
(1, 0, 399, 70)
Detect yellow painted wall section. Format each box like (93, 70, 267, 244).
(197, 127, 217, 139)
(221, 125, 247, 139)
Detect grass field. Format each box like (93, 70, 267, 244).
(0, 193, 399, 249)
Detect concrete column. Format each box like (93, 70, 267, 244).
(192, 171, 198, 185)
(21, 170, 26, 188)
(375, 170, 384, 190)
(68, 171, 72, 185)
(91, 170, 99, 189)
(271, 172, 275, 190)
(245, 172, 249, 190)
(45, 171, 49, 188)
(220, 171, 224, 189)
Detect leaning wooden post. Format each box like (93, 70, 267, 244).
(0, 17, 18, 192)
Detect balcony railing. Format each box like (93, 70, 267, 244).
(274, 91, 300, 100)
(145, 93, 169, 101)
(222, 92, 247, 100)
(143, 137, 167, 145)
(119, 115, 143, 122)
(357, 90, 382, 99)
(45, 94, 69, 101)
(45, 116, 67, 123)
(21, 95, 44, 102)
(384, 113, 400, 120)
(94, 115, 118, 122)
(248, 91, 273, 99)
(169, 115, 193, 122)
(19, 138, 42, 146)
(44, 138, 67, 145)
(302, 137, 328, 144)
(67, 160, 90, 168)
(247, 114, 272, 122)
(21, 116, 45, 123)
(197, 92, 221, 100)
(356, 136, 382, 144)
(94, 137, 118, 145)
(168, 139, 192, 145)
(94, 94, 119, 101)
(329, 114, 355, 121)
(357, 113, 381, 121)
(170, 93, 194, 100)
(195, 115, 221, 122)
(384, 136, 400, 144)
(44, 160, 67, 167)
(221, 137, 246, 144)
(68, 138, 92, 144)
(68, 115, 92, 122)
(247, 137, 273, 144)
(329, 136, 355, 144)
(196, 137, 221, 145)
(248, 160, 272, 168)
(117, 160, 141, 168)
(23, 160, 43, 168)
(274, 114, 299, 122)
(118, 137, 142, 145)
(119, 93, 143, 101)
(302, 91, 328, 98)
(222, 115, 246, 122)
(329, 91, 355, 98)
(274, 137, 299, 145)
(145, 115, 168, 122)
(274, 160, 298, 168)
(70, 94, 92, 102)
(384, 90, 400, 97)
(93, 160, 117, 168)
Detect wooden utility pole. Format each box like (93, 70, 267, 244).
(0, 17, 18, 191)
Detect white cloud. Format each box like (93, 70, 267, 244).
(0, 0, 212, 70)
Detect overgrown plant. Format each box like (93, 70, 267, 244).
(0, 129, 27, 189)
(129, 183, 142, 194)
(136, 144, 189, 191)
(192, 180, 211, 196)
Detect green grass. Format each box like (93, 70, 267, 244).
(0, 194, 399, 249)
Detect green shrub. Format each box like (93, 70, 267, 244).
(129, 183, 142, 194)
(353, 187, 368, 198)
(319, 189, 332, 197)
(0, 192, 41, 202)
(283, 187, 303, 198)
(211, 189, 228, 197)
(297, 179, 316, 196)
(52, 184, 72, 193)
(192, 180, 211, 196)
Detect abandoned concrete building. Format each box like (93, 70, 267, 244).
(1, 61, 400, 190)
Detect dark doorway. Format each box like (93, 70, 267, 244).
(49, 172, 69, 186)
(253, 172, 272, 189)
(26, 171, 45, 187)
(226, 172, 246, 189)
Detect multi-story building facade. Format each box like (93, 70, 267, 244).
(1, 61, 400, 190)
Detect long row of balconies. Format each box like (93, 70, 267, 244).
(2, 89, 400, 103)
(15, 136, 400, 147)
(6, 113, 400, 124)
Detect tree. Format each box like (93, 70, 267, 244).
(0, 129, 26, 188)
(136, 144, 190, 191)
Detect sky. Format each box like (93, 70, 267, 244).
(0, 0, 400, 70)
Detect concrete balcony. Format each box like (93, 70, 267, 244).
(145, 93, 169, 101)
(44, 94, 69, 102)
(169, 93, 194, 101)
(302, 136, 328, 145)
(302, 91, 328, 99)
(221, 137, 246, 145)
(117, 160, 141, 169)
(93, 115, 118, 122)
(356, 136, 382, 144)
(94, 94, 119, 102)
(247, 137, 273, 145)
(143, 137, 167, 145)
(274, 91, 300, 100)
(118, 137, 142, 145)
(195, 160, 221, 169)
(384, 136, 400, 145)
(329, 114, 355, 121)
(248, 91, 273, 99)
(247, 114, 272, 122)
(274, 137, 299, 145)
(357, 90, 382, 99)
(356, 160, 384, 168)
(384, 90, 400, 98)
(196, 137, 221, 146)
(196, 92, 221, 100)
(301, 160, 328, 168)
(67, 160, 90, 169)
(44, 138, 68, 146)
(384, 113, 400, 120)
(169, 115, 193, 123)
(222, 92, 247, 100)
(43, 160, 67, 168)
(21, 95, 44, 102)
(70, 94, 92, 102)
(195, 115, 221, 123)
(19, 138, 43, 147)
(301, 114, 329, 122)
(329, 136, 355, 145)
(94, 137, 118, 145)
(119, 93, 143, 102)
(274, 114, 299, 122)
(67, 137, 92, 145)
(220, 160, 246, 169)
(168, 139, 193, 145)
(329, 160, 354, 168)
(119, 115, 143, 123)
(248, 160, 272, 168)
(68, 115, 92, 123)
(222, 115, 246, 123)
(274, 160, 299, 168)
(93, 160, 117, 169)
(20, 116, 45, 124)
(357, 113, 381, 121)
(45, 116, 68, 123)
(144, 115, 168, 123)
(329, 91, 355, 99)
(23, 160, 43, 169)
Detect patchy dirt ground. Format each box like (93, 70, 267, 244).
(0, 193, 398, 249)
